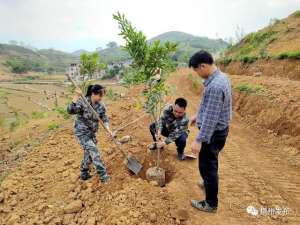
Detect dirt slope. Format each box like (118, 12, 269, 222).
(0, 69, 299, 225)
(218, 10, 300, 80)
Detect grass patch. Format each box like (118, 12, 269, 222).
(216, 57, 232, 66)
(53, 106, 70, 119)
(105, 88, 119, 101)
(276, 51, 300, 60)
(227, 29, 278, 59)
(48, 122, 60, 130)
(235, 83, 264, 94)
(31, 111, 47, 119)
(0, 89, 8, 97)
(187, 73, 202, 91)
(291, 10, 300, 17)
(9, 116, 21, 131)
(9, 112, 28, 131)
(0, 172, 9, 186)
(239, 55, 258, 64)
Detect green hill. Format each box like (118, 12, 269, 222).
(0, 44, 78, 74)
(149, 31, 228, 62)
(0, 31, 228, 74)
(97, 47, 129, 63)
(94, 31, 228, 63)
(218, 10, 300, 65)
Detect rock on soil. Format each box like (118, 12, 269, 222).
(63, 200, 83, 214)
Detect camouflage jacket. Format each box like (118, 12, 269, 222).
(158, 104, 189, 144)
(67, 97, 109, 137)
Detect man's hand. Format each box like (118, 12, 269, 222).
(190, 115, 197, 127)
(156, 140, 166, 149)
(75, 88, 82, 96)
(191, 140, 201, 155)
(111, 130, 117, 138)
(108, 130, 117, 138)
(155, 130, 162, 141)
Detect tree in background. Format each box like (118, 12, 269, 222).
(106, 41, 118, 48)
(80, 52, 106, 80)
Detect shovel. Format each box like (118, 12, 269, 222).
(112, 113, 147, 136)
(185, 153, 197, 159)
(67, 75, 142, 175)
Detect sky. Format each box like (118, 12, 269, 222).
(0, 0, 299, 52)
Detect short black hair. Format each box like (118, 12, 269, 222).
(175, 98, 187, 108)
(188, 50, 214, 68)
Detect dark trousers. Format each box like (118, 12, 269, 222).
(149, 123, 187, 155)
(199, 127, 229, 208)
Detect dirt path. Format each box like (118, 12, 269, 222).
(0, 70, 299, 225)
(161, 71, 300, 225)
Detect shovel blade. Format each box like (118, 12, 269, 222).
(185, 153, 197, 159)
(123, 155, 143, 175)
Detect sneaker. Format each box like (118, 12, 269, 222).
(191, 200, 217, 213)
(177, 153, 185, 161)
(80, 173, 92, 181)
(100, 175, 111, 184)
(148, 143, 157, 151)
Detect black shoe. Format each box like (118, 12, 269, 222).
(148, 143, 157, 151)
(191, 200, 217, 213)
(80, 173, 92, 181)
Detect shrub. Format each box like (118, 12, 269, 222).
(216, 57, 232, 66)
(9, 116, 21, 131)
(31, 111, 47, 119)
(235, 83, 264, 94)
(240, 55, 258, 64)
(5, 58, 45, 74)
(48, 122, 60, 130)
(276, 51, 300, 60)
(105, 88, 118, 101)
(53, 106, 70, 120)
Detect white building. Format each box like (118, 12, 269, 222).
(67, 63, 83, 82)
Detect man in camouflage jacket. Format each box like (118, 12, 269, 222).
(149, 98, 189, 160)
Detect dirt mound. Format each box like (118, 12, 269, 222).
(219, 59, 300, 81)
(230, 74, 300, 151)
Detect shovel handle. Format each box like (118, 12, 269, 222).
(113, 113, 147, 134)
(66, 74, 129, 159)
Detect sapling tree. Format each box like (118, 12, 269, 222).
(113, 12, 177, 85)
(79, 52, 106, 92)
(113, 12, 177, 166)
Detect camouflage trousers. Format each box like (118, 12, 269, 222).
(76, 134, 108, 180)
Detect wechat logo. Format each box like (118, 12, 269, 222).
(246, 205, 258, 216)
